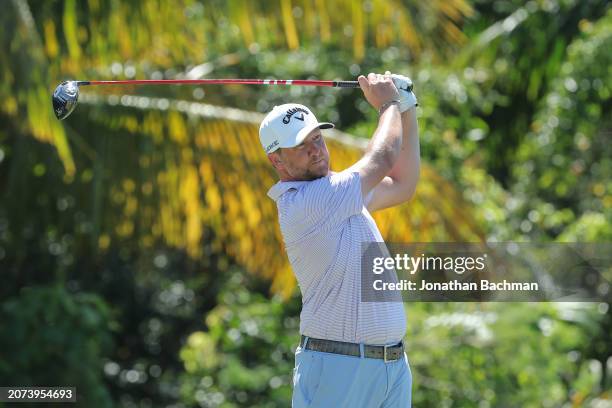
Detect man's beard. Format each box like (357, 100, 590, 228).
(294, 161, 328, 181)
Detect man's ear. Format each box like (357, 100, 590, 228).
(267, 151, 284, 171)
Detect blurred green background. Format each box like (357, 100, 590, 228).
(1, 0, 610, 407)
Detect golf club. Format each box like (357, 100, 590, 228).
(52, 78, 362, 120)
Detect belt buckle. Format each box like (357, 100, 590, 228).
(383, 345, 391, 363)
(383, 344, 399, 363)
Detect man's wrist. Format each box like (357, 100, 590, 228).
(398, 91, 418, 112)
(378, 100, 401, 116)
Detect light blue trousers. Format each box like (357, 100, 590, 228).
(292, 339, 412, 408)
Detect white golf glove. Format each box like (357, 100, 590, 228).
(386, 71, 418, 112)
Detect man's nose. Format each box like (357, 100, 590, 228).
(306, 142, 319, 156)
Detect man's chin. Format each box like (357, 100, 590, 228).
(302, 168, 329, 181)
(313, 165, 329, 179)
(293, 162, 329, 181)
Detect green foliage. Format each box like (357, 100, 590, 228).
(457, 0, 609, 182)
(179, 270, 300, 407)
(511, 9, 612, 238)
(408, 302, 608, 407)
(558, 212, 612, 241)
(0, 285, 114, 407)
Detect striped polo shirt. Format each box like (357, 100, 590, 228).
(268, 170, 406, 345)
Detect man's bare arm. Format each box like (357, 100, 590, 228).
(366, 106, 420, 212)
(347, 73, 403, 197)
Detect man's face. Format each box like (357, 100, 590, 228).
(272, 128, 330, 181)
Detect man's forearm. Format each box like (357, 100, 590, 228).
(387, 107, 420, 194)
(366, 104, 403, 165)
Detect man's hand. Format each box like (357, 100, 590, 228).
(358, 72, 400, 110)
(385, 71, 418, 112)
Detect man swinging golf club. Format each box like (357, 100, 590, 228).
(260, 71, 419, 407)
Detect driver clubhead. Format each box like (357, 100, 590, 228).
(52, 81, 80, 120)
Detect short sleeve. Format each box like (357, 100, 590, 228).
(300, 171, 364, 226)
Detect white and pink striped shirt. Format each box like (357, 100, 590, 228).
(268, 170, 406, 345)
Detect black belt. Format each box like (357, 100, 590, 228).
(300, 335, 404, 363)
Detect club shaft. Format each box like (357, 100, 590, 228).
(77, 79, 360, 88)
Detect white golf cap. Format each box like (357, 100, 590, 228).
(259, 103, 334, 154)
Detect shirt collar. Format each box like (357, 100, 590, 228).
(267, 180, 310, 201)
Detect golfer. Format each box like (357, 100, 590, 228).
(260, 72, 419, 407)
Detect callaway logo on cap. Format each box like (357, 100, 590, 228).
(259, 103, 334, 154)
